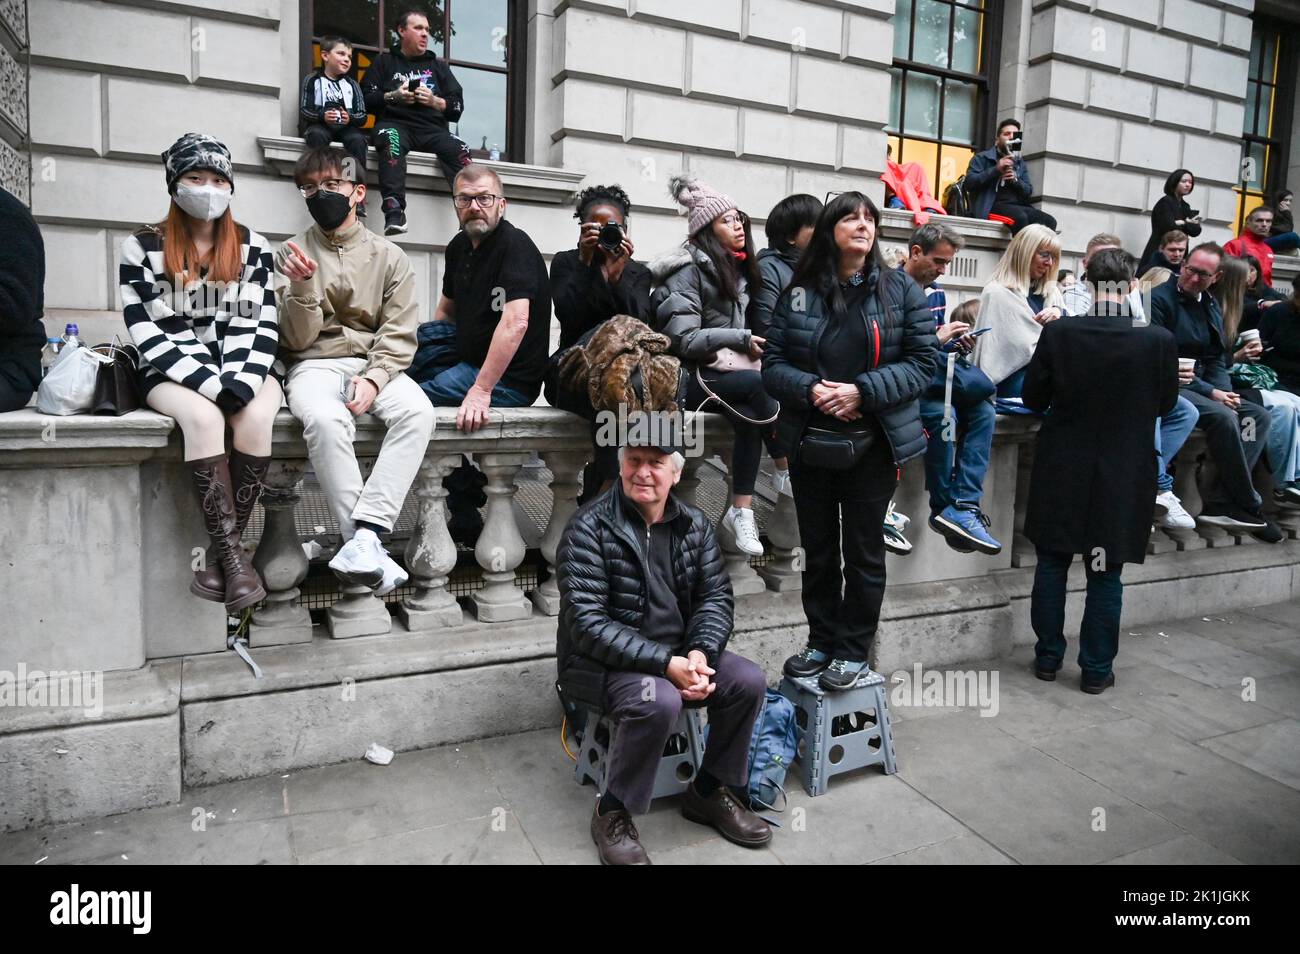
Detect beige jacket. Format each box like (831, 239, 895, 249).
(274, 220, 418, 392)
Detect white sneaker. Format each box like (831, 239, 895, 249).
(374, 553, 409, 597)
(328, 528, 385, 586)
(723, 506, 764, 556)
(772, 468, 793, 497)
(1154, 491, 1195, 530)
(884, 500, 910, 533)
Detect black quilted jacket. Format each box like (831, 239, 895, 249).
(555, 482, 734, 709)
(762, 266, 940, 466)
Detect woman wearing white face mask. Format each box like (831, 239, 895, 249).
(119, 132, 283, 614)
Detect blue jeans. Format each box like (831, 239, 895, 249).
(419, 361, 535, 408)
(919, 396, 995, 513)
(1266, 231, 1299, 252)
(409, 319, 538, 408)
(996, 367, 1025, 399)
(1156, 394, 1198, 493)
(1031, 548, 1125, 682)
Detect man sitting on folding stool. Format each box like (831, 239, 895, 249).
(555, 423, 771, 865)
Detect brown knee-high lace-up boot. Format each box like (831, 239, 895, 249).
(191, 451, 271, 602)
(187, 453, 266, 613)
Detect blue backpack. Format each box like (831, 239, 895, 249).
(740, 689, 798, 814)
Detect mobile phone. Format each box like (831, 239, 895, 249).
(407, 78, 421, 91)
(968, 327, 993, 338)
(339, 371, 356, 402)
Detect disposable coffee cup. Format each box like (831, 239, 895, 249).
(1240, 329, 1261, 345)
(1178, 358, 1195, 373)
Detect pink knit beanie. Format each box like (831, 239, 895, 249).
(669, 175, 737, 236)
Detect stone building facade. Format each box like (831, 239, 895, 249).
(8, 0, 1297, 342)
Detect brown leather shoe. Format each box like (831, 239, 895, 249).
(681, 783, 773, 848)
(191, 450, 270, 602)
(187, 454, 266, 614)
(590, 803, 651, 865)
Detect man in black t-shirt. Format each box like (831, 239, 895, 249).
(408, 163, 549, 540)
(411, 164, 548, 424)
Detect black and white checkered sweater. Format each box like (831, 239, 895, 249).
(119, 225, 282, 408)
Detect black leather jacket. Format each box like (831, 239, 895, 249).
(555, 482, 733, 709)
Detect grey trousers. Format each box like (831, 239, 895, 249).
(602, 650, 766, 815)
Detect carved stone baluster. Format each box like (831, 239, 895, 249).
(530, 450, 587, 616)
(676, 452, 706, 508)
(249, 459, 313, 647)
(472, 452, 533, 622)
(398, 453, 465, 630)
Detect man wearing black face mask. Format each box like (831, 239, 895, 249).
(275, 147, 433, 595)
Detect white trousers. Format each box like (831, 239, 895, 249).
(286, 357, 434, 538)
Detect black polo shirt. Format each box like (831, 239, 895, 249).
(442, 217, 550, 396)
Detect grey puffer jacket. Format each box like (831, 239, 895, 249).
(649, 244, 752, 368)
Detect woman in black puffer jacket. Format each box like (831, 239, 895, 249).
(763, 192, 940, 690)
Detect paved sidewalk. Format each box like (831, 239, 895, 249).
(3, 601, 1298, 865)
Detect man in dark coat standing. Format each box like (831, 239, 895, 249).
(0, 186, 46, 412)
(1021, 249, 1179, 694)
(556, 424, 770, 864)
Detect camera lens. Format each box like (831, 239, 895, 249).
(598, 221, 624, 251)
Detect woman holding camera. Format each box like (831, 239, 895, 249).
(651, 176, 791, 557)
(763, 192, 939, 690)
(119, 133, 283, 613)
(549, 184, 653, 495)
(551, 184, 651, 349)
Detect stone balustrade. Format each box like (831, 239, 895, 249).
(4, 402, 1300, 833)
(4, 403, 1297, 680)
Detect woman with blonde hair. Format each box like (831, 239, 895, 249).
(119, 133, 283, 613)
(1218, 255, 1300, 506)
(969, 224, 1064, 398)
(1213, 255, 1251, 351)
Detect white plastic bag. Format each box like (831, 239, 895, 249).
(36, 342, 112, 415)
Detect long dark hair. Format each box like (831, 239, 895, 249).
(689, 213, 758, 304)
(789, 191, 887, 316)
(1164, 168, 1195, 198)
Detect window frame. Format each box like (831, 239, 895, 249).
(887, 0, 1002, 204)
(1236, 17, 1295, 234)
(300, 0, 527, 163)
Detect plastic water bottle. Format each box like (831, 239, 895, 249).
(489, 143, 501, 162)
(41, 337, 63, 377)
(61, 323, 81, 350)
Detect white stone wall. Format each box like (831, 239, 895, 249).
(1009, 0, 1257, 262)
(30, 0, 900, 337)
(532, 0, 897, 257)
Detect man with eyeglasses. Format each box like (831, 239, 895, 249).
(275, 147, 434, 592)
(408, 163, 549, 539)
(1149, 242, 1281, 541)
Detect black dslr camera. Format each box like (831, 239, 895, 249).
(597, 220, 626, 253)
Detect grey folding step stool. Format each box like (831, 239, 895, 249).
(780, 670, 897, 796)
(574, 708, 706, 801)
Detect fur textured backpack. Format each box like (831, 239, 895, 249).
(556, 314, 683, 413)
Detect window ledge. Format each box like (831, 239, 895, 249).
(258, 136, 587, 203)
(879, 208, 1011, 246)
